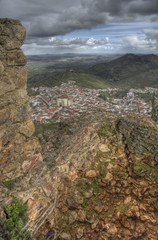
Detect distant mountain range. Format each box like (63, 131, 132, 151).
(89, 54, 158, 89)
(27, 53, 158, 91)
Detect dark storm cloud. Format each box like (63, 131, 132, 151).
(129, 0, 158, 15)
(0, 0, 158, 39)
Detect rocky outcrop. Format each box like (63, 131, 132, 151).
(152, 89, 158, 122)
(34, 113, 158, 240)
(0, 19, 42, 183)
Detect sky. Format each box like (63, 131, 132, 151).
(0, 0, 158, 55)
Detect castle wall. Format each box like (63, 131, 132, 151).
(0, 19, 42, 182)
(117, 115, 158, 161)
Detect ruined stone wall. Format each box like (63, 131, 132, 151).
(0, 18, 42, 182)
(116, 115, 158, 161)
(35, 114, 158, 239)
(152, 89, 158, 122)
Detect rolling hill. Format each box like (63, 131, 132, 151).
(26, 54, 118, 91)
(89, 54, 158, 88)
(27, 53, 158, 92)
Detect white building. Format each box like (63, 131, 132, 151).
(56, 96, 73, 107)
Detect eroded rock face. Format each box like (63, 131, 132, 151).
(0, 19, 41, 183)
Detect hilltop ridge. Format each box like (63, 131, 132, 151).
(27, 53, 158, 90)
(89, 53, 158, 88)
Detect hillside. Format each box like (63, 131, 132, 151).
(27, 68, 112, 91)
(89, 54, 158, 88)
(27, 54, 118, 91)
(27, 53, 158, 91)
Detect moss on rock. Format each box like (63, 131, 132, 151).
(134, 161, 151, 177)
(98, 123, 115, 137)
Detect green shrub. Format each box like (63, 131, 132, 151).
(99, 89, 128, 100)
(92, 179, 99, 193)
(34, 121, 56, 136)
(137, 93, 153, 102)
(4, 198, 31, 240)
(81, 199, 88, 208)
(3, 178, 20, 190)
(99, 91, 111, 100)
(98, 123, 114, 137)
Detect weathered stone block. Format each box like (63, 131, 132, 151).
(0, 89, 28, 107)
(0, 36, 23, 50)
(22, 152, 43, 173)
(23, 138, 41, 152)
(14, 133, 26, 153)
(19, 120, 35, 137)
(0, 139, 2, 151)
(0, 108, 10, 125)
(0, 60, 4, 73)
(0, 66, 27, 96)
(0, 74, 16, 97)
(0, 18, 26, 41)
(0, 156, 6, 165)
(14, 67, 27, 89)
(6, 50, 27, 66)
(15, 102, 32, 121)
(3, 162, 19, 174)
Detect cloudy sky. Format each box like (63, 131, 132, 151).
(0, 0, 158, 55)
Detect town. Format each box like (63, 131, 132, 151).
(29, 81, 154, 123)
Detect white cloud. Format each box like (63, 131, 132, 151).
(23, 36, 112, 54)
(23, 30, 158, 55)
(122, 35, 156, 49)
(143, 28, 158, 42)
